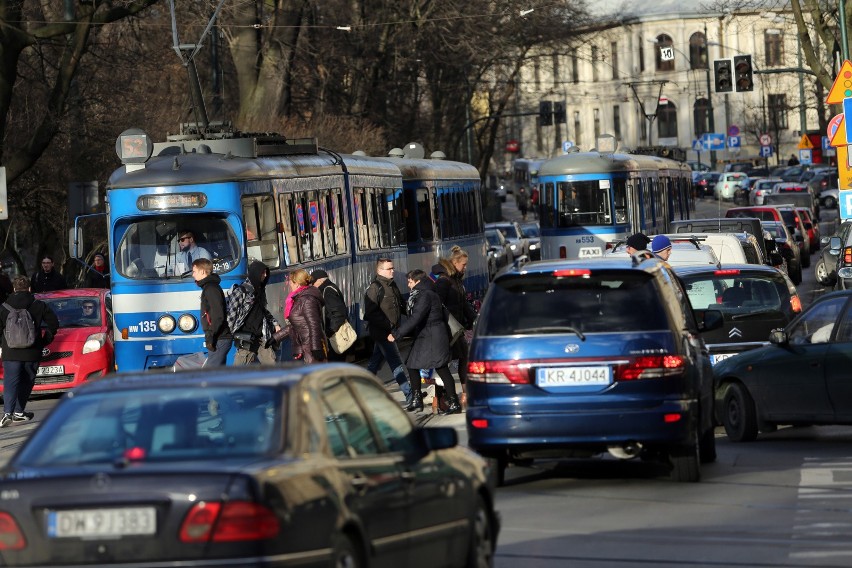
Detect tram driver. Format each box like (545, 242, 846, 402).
(559, 184, 582, 224)
(174, 231, 211, 275)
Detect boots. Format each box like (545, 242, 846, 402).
(440, 395, 462, 415)
(405, 390, 424, 412)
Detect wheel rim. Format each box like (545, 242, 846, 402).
(472, 507, 494, 568)
(727, 395, 741, 431)
(336, 551, 357, 568)
(817, 262, 827, 281)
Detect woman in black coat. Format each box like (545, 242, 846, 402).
(388, 269, 460, 414)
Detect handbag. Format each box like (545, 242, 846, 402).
(329, 320, 357, 354)
(443, 306, 465, 346)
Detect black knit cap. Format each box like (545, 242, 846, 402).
(626, 233, 650, 250)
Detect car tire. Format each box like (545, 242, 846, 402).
(330, 533, 362, 568)
(466, 496, 496, 568)
(815, 258, 830, 285)
(826, 196, 837, 209)
(699, 425, 717, 464)
(722, 383, 759, 443)
(669, 428, 701, 482)
(492, 456, 507, 487)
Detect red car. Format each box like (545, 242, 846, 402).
(0, 288, 114, 395)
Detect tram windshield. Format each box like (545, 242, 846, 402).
(555, 180, 623, 227)
(115, 216, 241, 279)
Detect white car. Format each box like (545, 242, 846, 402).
(750, 178, 783, 205)
(604, 239, 721, 268)
(714, 172, 749, 201)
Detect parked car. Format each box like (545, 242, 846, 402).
(485, 221, 529, 259)
(762, 221, 803, 285)
(714, 291, 852, 442)
(670, 217, 769, 262)
(493, 182, 507, 202)
(485, 227, 514, 277)
(808, 169, 838, 198)
(695, 172, 721, 198)
(750, 178, 783, 206)
(605, 238, 721, 267)
(820, 187, 839, 209)
(0, 288, 114, 397)
(467, 257, 723, 484)
(814, 220, 852, 288)
(518, 221, 541, 260)
(715, 172, 749, 201)
(796, 207, 820, 254)
(675, 264, 801, 366)
(662, 233, 762, 265)
(0, 364, 499, 567)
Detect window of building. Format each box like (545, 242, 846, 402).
(571, 49, 579, 83)
(594, 108, 601, 139)
(693, 98, 710, 137)
(768, 94, 788, 129)
(655, 34, 675, 72)
(552, 54, 561, 88)
(611, 41, 619, 79)
(638, 36, 645, 72)
(689, 32, 707, 69)
(657, 101, 678, 138)
(574, 111, 582, 143)
(533, 58, 541, 90)
(613, 105, 622, 139)
(765, 29, 783, 67)
(591, 46, 599, 82)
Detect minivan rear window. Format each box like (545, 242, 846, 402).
(480, 271, 669, 334)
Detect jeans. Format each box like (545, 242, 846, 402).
(367, 338, 411, 397)
(3, 360, 38, 415)
(206, 337, 232, 366)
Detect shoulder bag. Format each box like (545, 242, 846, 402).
(329, 320, 357, 354)
(443, 305, 465, 346)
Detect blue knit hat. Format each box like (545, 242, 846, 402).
(651, 235, 672, 254)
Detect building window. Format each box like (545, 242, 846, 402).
(655, 34, 675, 72)
(574, 111, 582, 144)
(613, 105, 622, 139)
(689, 32, 707, 69)
(611, 41, 619, 79)
(594, 108, 601, 139)
(657, 101, 678, 138)
(552, 54, 561, 88)
(768, 94, 788, 129)
(571, 49, 579, 83)
(639, 36, 645, 72)
(765, 29, 783, 67)
(693, 98, 710, 137)
(533, 58, 541, 90)
(591, 46, 599, 82)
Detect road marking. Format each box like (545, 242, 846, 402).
(790, 457, 852, 561)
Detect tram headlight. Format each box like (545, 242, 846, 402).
(158, 315, 177, 334)
(178, 314, 197, 333)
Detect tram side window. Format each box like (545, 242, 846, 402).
(384, 188, 405, 246)
(418, 188, 434, 241)
(241, 195, 280, 268)
(279, 193, 317, 264)
(332, 189, 348, 254)
(612, 180, 627, 224)
(556, 181, 612, 227)
(306, 191, 325, 259)
(319, 190, 336, 256)
(368, 188, 386, 248)
(642, 181, 653, 229)
(540, 182, 554, 227)
(654, 180, 665, 227)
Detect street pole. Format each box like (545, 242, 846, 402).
(704, 23, 717, 170)
(841, 0, 850, 62)
(797, 34, 806, 138)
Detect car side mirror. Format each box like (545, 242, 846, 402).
(830, 236, 842, 252)
(416, 427, 458, 452)
(764, 239, 777, 252)
(700, 309, 724, 332)
(769, 330, 788, 345)
(769, 251, 784, 266)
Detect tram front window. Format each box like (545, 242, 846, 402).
(116, 216, 241, 279)
(556, 181, 613, 227)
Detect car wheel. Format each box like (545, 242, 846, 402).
(492, 456, 507, 487)
(466, 496, 496, 568)
(722, 383, 759, 442)
(699, 425, 717, 464)
(826, 196, 837, 209)
(330, 533, 362, 568)
(669, 428, 701, 482)
(815, 258, 830, 285)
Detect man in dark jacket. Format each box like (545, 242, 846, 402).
(310, 269, 348, 336)
(83, 253, 110, 289)
(363, 257, 412, 403)
(0, 276, 59, 426)
(227, 261, 279, 365)
(31, 256, 68, 293)
(193, 258, 232, 366)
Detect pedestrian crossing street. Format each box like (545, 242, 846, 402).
(790, 457, 852, 563)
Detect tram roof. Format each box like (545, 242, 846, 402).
(377, 157, 481, 181)
(538, 151, 689, 177)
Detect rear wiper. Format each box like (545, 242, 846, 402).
(514, 326, 586, 340)
(731, 309, 779, 320)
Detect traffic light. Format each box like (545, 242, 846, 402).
(713, 60, 732, 93)
(734, 54, 754, 92)
(539, 101, 553, 126)
(553, 101, 567, 124)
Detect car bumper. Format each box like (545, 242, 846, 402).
(0, 349, 113, 394)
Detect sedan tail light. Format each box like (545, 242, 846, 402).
(0, 512, 26, 550)
(180, 501, 279, 543)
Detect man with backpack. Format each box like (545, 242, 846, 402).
(0, 275, 58, 427)
(226, 261, 280, 365)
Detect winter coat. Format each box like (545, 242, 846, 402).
(31, 270, 67, 293)
(226, 261, 276, 348)
(363, 274, 405, 340)
(0, 291, 59, 362)
(198, 272, 231, 347)
(394, 278, 451, 370)
(83, 268, 110, 289)
(433, 267, 477, 329)
(286, 286, 326, 358)
(318, 280, 348, 336)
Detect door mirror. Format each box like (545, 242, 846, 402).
(769, 330, 788, 345)
(769, 251, 784, 266)
(830, 236, 842, 252)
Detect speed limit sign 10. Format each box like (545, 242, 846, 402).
(759, 133, 772, 146)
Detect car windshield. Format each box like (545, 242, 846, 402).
(485, 231, 502, 246)
(520, 225, 540, 238)
(480, 271, 668, 335)
(492, 224, 520, 240)
(680, 272, 793, 318)
(41, 297, 104, 327)
(14, 386, 281, 466)
(115, 215, 241, 279)
(762, 224, 787, 239)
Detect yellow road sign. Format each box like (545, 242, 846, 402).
(798, 134, 814, 149)
(831, 116, 848, 147)
(839, 145, 852, 189)
(828, 60, 852, 104)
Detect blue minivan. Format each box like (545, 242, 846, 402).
(466, 257, 722, 483)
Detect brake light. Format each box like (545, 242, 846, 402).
(615, 355, 685, 380)
(844, 247, 852, 264)
(179, 501, 279, 543)
(0, 512, 26, 550)
(468, 361, 531, 384)
(714, 269, 741, 275)
(553, 269, 591, 277)
(790, 295, 802, 313)
(470, 419, 489, 429)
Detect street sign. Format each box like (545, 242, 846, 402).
(692, 139, 703, 151)
(823, 136, 832, 151)
(702, 132, 725, 151)
(660, 47, 674, 61)
(831, 116, 848, 147)
(829, 114, 844, 140)
(827, 60, 852, 105)
(799, 149, 813, 165)
(562, 140, 573, 153)
(759, 145, 773, 157)
(798, 134, 814, 149)
(728, 136, 741, 148)
(728, 125, 740, 137)
(839, 188, 852, 220)
(844, 98, 852, 145)
(759, 133, 772, 146)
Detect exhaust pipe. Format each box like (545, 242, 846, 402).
(607, 442, 643, 460)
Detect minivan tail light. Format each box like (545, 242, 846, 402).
(0, 512, 26, 550)
(468, 361, 531, 384)
(179, 501, 279, 543)
(553, 269, 591, 277)
(615, 355, 685, 380)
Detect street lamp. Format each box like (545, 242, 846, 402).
(625, 80, 668, 146)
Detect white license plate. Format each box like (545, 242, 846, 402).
(47, 507, 156, 538)
(37, 366, 64, 376)
(536, 366, 611, 387)
(710, 353, 735, 365)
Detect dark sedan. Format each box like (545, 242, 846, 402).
(714, 291, 852, 442)
(0, 365, 498, 567)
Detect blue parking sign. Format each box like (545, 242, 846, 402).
(728, 136, 741, 148)
(840, 190, 852, 220)
(759, 145, 773, 157)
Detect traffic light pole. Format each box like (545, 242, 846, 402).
(704, 24, 717, 170)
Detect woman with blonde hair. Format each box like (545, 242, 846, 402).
(280, 269, 327, 363)
(434, 246, 477, 396)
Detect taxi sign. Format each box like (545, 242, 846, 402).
(798, 134, 814, 149)
(827, 60, 852, 105)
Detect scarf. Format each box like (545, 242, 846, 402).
(285, 285, 308, 318)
